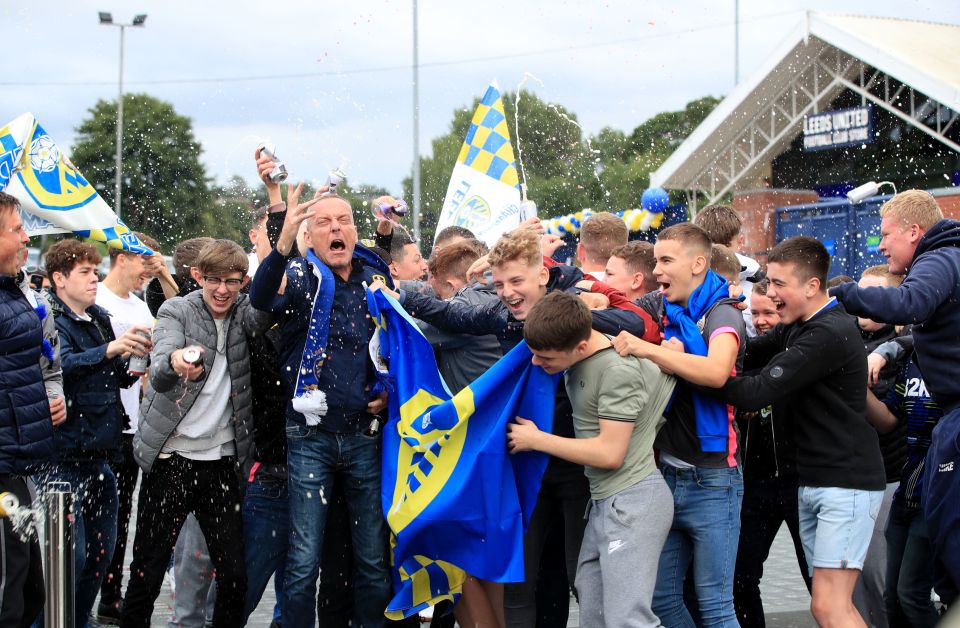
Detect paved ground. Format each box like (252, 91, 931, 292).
(91, 503, 813, 626)
(49, 474, 812, 626)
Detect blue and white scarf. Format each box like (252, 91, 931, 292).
(292, 245, 389, 425)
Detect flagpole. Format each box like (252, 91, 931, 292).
(412, 0, 421, 242)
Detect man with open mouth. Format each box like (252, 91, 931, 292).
(249, 177, 397, 628)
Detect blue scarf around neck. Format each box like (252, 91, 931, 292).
(292, 244, 389, 425)
(663, 269, 734, 453)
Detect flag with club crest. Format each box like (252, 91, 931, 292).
(367, 287, 557, 619)
(0, 112, 152, 254)
(435, 81, 523, 247)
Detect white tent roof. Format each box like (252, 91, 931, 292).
(649, 13, 960, 191)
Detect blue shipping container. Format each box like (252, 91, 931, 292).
(774, 195, 892, 278)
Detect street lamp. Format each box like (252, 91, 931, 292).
(99, 12, 147, 220)
(411, 0, 421, 242)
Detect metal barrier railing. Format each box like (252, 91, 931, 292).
(0, 482, 76, 628)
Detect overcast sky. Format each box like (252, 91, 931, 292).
(2, 0, 957, 197)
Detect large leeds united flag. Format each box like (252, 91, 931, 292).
(435, 81, 523, 247)
(368, 288, 557, 619)
(0, 112, 152, 254)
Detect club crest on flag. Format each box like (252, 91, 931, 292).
(367, 288, 557, 620)
(0, 112, 152, 255)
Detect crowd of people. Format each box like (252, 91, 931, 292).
(0, 146, 957, 628)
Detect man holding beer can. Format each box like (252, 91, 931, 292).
(42, 238, 152, 627)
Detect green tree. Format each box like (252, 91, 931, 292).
(208, 175, 261, 246)
(71, 93, 213, 251)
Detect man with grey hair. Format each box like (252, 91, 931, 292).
(0, 191, 53, 626)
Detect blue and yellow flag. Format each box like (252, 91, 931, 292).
(368, 288, 557, 619)
(436, 81, 524, 247)
(0, 112, 152, 254)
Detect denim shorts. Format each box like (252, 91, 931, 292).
(797, 485, 883, 572)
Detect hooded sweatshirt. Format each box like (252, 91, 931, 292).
(832, 219, 960, 412)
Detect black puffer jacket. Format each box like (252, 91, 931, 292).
(0, 275, 53, 474)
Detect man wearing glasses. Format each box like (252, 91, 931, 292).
(121, 239, 270, 628)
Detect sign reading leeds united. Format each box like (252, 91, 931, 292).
(802, 105, 874, 152)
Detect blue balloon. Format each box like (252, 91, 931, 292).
(641, 187, 669, 214)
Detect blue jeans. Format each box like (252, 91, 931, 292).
(35, 460, 119, 628)
(243, 471, 289, 624)
(283, 423, 391, 628)
(885, 499, 940, 627)
(653, 464, 742, 628)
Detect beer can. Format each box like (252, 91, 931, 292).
(324, 168, 346, 195)
(181, 347, 206, 382)
(127, 330, 152, 376)
(257, 142, 288, 183)
(519, 200, 538, 221)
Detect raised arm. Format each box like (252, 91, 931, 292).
(398, 287, 505, 337)
(831, 254, 954, 325)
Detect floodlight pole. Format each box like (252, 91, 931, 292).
(412, 0, 421, 242)
(115, 24, 125, 219)
(734, 0, 740, 85)
(100, 13, 146, 220)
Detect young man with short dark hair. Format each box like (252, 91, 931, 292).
(612, 222, 745, 627)
(390, 232, 428, 281)
(603, 240, 658, 300)
(122, 239, 270, 628)
(694, 204, 763, 337)
(709, 236, 885, 628)
(508, 291, 675, 627)
(44, 238, 152, 627)
(433, 225, 476, 251)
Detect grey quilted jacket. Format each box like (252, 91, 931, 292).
(133, 290, 271, 474)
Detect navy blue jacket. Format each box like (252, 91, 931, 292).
(0, 275, 54, 474)
(832, 219, 960, 412)
(49, 292, 137, 461)
(249, 245, 393, 432)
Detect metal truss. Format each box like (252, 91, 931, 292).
(691, 41, 959, 205)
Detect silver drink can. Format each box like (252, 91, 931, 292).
(257, 142, 288, 183)
(182, 347, 206, 382)
(127, 330, 151, 376)
(519, 200, 538, 221)
(324, 168, 346, 195)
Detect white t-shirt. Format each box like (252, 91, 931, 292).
(96, 283, 154, 433)
(161, 318, 235, 460)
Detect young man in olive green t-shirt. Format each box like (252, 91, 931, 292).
(508, 291, 676, 627)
